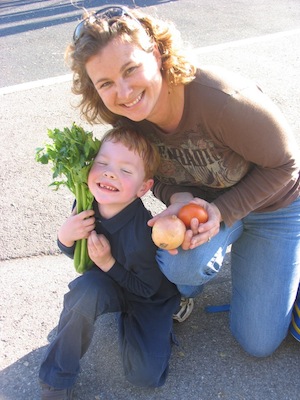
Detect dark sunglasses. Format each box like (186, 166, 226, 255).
(73, 5, 140, 44)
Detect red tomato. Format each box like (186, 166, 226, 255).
(178, 203, 208, 228)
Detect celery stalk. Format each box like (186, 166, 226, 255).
(35, 123, 101, 273)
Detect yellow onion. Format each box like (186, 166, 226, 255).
(152, 215, 186, 250)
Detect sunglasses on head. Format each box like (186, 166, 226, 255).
(73, 5, 139, 44)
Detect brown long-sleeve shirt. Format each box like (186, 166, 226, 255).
(128, 66, 300, 226)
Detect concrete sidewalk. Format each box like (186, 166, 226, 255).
(1, 2, 300, 397)
(1, 253, 299, 400)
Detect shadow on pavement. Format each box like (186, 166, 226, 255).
(1, 273, 299, 400)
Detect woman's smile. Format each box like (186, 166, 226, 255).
(122, 92, 144, 108)
(85, 38, 164, 123)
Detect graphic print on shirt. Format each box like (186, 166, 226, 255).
(154, 124, 250, 188)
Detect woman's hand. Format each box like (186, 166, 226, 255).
(148, 203, 184, 226)
(87, 231, 115, 272)
(147, 192, 194, 227)
(186, 199, 222, 249)
(148, 196, 222, 254)
(58, 209, 95, 247)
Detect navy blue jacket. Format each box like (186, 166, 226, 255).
(58, 198, 179, 304)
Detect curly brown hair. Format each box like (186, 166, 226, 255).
(65, 7, 196, 125)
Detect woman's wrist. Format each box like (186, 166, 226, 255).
(211, 202, 223, 223)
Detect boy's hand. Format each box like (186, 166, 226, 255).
(58, 209, 95, 247)
(88, 231, 115, 272)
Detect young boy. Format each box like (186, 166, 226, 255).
(39, 127, 181, 400)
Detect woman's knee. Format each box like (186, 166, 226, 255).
(231, 324, 286, 358)
(156, 221, 242, 287)
(156, 246, 226, 287)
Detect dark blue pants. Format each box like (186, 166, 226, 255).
(39, 267, 180, 389)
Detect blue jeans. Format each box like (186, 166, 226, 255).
(156, 197, 300, 357)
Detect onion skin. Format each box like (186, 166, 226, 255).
(152, 215, 186, 250)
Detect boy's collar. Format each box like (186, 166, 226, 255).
(93, 198, 143, 234)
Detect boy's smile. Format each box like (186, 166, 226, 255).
(88, 140, 153, 218)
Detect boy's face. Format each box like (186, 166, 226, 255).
(88, 140, 153, 215)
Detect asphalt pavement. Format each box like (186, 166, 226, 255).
(0, 1, 299, 399)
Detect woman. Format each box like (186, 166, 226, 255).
(65, 5, 300, 357)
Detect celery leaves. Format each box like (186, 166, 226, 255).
(35, 123, 101, 273)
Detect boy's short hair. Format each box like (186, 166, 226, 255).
(101, 127, 160, 180)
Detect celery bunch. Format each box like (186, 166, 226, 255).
(35, 123, 101, 273)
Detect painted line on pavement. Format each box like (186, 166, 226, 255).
(1, 27, 299, 96)
(193, 27, 300, 54)
(0, 74, 73, 95)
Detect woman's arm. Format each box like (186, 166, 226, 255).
(213, 86, 299, 226)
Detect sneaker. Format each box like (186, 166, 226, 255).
(173, 297, 194, 322)
(40, 381, 74, 400)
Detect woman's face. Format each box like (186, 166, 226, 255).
(85, 38, 164, 123)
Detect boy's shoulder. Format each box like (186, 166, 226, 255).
(125, 198, 153, 232)
(117, 199, 157, 254)
(128, 198, 153, 227)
